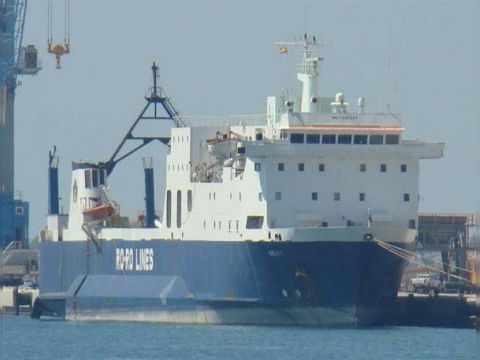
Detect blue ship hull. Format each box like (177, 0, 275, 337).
(35, 239, 409, 326)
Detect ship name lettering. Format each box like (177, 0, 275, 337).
(116, 248, 154, 271)
(135, 248, 154, 271)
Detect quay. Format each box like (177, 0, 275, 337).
(379, 292, 478, 329)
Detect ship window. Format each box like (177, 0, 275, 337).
(369, 135, 384, 145)
(219, 221, 222, 230)
(213, 192, 216, 200)
(213, 221, 216, 230)
(321, 222, 328, 227)
(238, 147, 245, 154)
(84, 170, 91, 188)
(278, 163, 284, 171)
(408, 219, 416, 229)
(380, 164, 387, 172)
(246, 216, 264, 229)
(99, 170, 105, 185)
(306, 134, 320, 144)
(386, 134, 400, 145)
(401, 164, 407, 172)
(334, 192, 340, 201)
(354, 135, 368, 144)
(311, 192, 318, 201)
(338, 134, 352, 144)
(228, 220, 231, 231)
(236, 220, 239, 231)
(203, 221, 206, 229)
(177, 190, 182, 228)
(239, 193, 242, 201)
(360, 164, 366, 172)
(359, 193, 365, 201)
(254, 163, 261, 171)
(322, 134, 336, 144)
(298, 163, 305, 172)
(187, 190, 193, 212)
(319, 163, 325, 172)
(275, 192, 282, 201)
(290, 133, 305, 143)
(404, 193, 410, 202)
(92, 169, 99, 187)
(258, 192, 263, 202)
(15, 207, 24, 215)
(166, 190, 171, 228)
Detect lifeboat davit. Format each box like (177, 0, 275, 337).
(83, 203, 115, 220)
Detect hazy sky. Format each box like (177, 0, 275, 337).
(14, 0, 479, 235)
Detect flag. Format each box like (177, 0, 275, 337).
(279, 46, 287, 55)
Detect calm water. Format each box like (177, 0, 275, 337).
(0, 316, 478, 360)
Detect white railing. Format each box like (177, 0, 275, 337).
(181, 114, 268, 128)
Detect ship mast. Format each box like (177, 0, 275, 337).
(275, 34, 324, 113)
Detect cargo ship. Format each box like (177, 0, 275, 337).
(33, 35, 444, 326)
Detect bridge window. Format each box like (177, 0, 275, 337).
(187, 190, 193, 212)
(401, 164, 407, 172)
(99, 170, 105, 185)
(275, 192, 282, 201)
(360, 164, 366, 172)
(354, 135, 368, 144)
(177, 191, 182, 228)
(369, 135, 384, 145)
(278, 163, 284, 171)
(380, 164, 387, 172)
(84, 170, 91, 188)
(322, 134, 336, 144)
(334, 192, 341, 201)
(338, 134, 352, 144)
(306, 134, 320, 144)
(298, 163, 305, 172)
(403, 193, 410, 202)
(319, 163, 325, 172)
(290, 133, 305, 143)
(92, 169, 99, 187)
(311, 192, 318, 201)
(246, 216, 264, 229)
(385, 134, 400, 144)
(254, 163, 261, 171)
(359, 193, 365, 201)
(166, 190, 171, 228)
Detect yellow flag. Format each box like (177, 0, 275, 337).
(279, 46, 288, 55)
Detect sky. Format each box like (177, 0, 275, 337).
(13, 0, 479, 236)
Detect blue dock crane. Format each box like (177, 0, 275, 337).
(0, 0, 41, 249)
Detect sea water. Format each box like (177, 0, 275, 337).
(0, 316, 478, 360)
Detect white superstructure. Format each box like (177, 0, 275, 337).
(53, 35, 443, 245)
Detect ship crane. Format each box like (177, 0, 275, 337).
(0, 0, 41, 249)
(47, 0, 70, 69)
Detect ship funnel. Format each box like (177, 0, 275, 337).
(143, 158, 155, 228)
(67, 162, 108, 231)
(48, 146, 59, 215)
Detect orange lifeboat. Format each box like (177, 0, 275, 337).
(83, 203, 115, 220)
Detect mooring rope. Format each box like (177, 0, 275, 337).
(372, 237, 474, 284)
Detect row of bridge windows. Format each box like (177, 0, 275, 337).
(255, 163, 408, 173)
(289, 133, 400, 145)
(274, 191, 411, 202)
